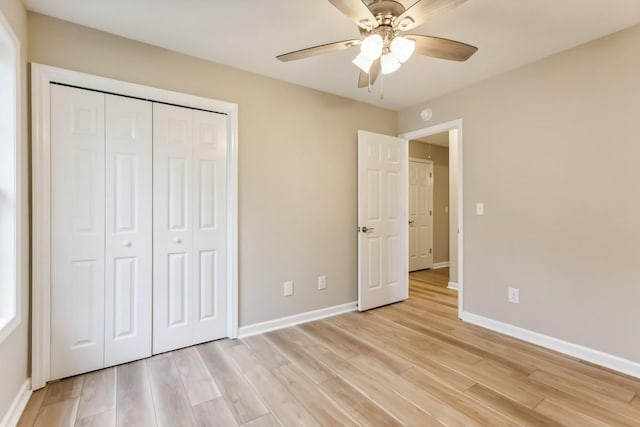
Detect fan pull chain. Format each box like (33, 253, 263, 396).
(380, 72, 384, 101)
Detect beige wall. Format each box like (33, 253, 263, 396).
(28, 13, 397, 327)
(409, 140, 449, 264)
(399, 24, 640, 363)
(0, 0, 29, 421)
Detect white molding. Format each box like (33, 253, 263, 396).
(31, 63, 239, 388)
(0, 6, 22, 345)
(432, 262, 450, 269)
(461, 312, 640, 379)
(400, 119, 464, 318)
(238, 302, 357, 339)
(447, 282, 459, 290)
(0, 379, 31, 427)
(408, 157, 433, 165)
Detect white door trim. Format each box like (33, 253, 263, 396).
(399, 119, 463, 318)
(408, 157, 433, 165)
(31, 63, 239, 389)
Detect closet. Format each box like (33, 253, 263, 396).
(50, 84, 228, 380)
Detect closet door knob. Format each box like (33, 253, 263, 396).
(123, 241, 132, 247)
(173, 237, 182, 244)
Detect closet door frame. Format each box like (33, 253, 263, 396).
(31, 63, 239, 389)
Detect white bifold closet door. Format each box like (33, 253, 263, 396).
(51, 85, 153, 379)
(51, 85, 106, 379)
(152, 103, 228, 355)
(104, 95, 153, 367)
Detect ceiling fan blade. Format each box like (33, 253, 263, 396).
(277, 39, 361, 62)
(357, 59, 380, 88)
(395, 0, 467, 31)
(328, 0, 376, 30)
(408, 34, 477, 61)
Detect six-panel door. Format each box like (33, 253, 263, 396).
(152, 104, 228, 354)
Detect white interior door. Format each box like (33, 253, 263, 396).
(104, 95, 153, 366)
(153, 103, 194, 354)
(409, 160, 434, 271)
(192, 110, 228, 344)
(357, 130, 408, 311)
(51, 84, 106, 379)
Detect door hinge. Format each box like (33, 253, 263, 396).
(429, 210, 432, 216)
(429, 248, 432, 254)
(429, 172, 432, 178)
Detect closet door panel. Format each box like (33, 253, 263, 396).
(193, 111, 228, 343)
(50, 85, 106, 379)
(153, 103, 194, 354)
(104, 95, 153, 366)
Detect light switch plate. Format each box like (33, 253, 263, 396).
(476, 203, 484, 215)
(284, 281, 293, 297)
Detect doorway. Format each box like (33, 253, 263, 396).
(400, 120, 463, 316)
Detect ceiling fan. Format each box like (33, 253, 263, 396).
(277, 0, 478, 89)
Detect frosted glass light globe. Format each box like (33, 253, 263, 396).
(390, 36, 415, 63)
(381, 53, 401, 74)
(360, 34, 383, 60)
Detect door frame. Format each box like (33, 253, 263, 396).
(399, 119, 463, 318)
(31, 63, 239, 389)
(408, 158, 434, 271)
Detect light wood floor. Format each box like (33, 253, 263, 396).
(19, 268, 640, 426)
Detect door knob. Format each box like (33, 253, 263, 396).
(360, 226, 375, 233)
(122, 240, 132, 247)
(408, 220, 415, 225)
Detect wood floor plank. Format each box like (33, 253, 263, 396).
(270, 364, 360, 426)
(228, 343, 320, 426)
(241, 414, 281, 427)
(527, 369, 640, 424)
(172, 346, 222, 406)
(75, 409, 116, 427)
(534, 399, 610, 427)
(116, 360, 156, 427)
(33, 399, 79, 427)
(464, 383, 561, 426)
(42, 376, 85, 406)
(240, 335, 289, 370)
(196, 341, 269, 424)
(192, 397, 239, 427)
(147, 353, 198, 427)
(319, 377, 403, 426)
(328, 313, 476, 392)
(348, 353, 511, 427)
(632, 395, 640, 409)
(77, 367, 116, 420)
(17, 388, 46, 427)
(263, 331, 335, 384)
(299, 339, 444, 426)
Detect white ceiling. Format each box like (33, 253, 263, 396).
(22, 0, 640, 111)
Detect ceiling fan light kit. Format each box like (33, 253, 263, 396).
(277, 0, 478, 98)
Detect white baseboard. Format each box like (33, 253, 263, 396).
(238, 301, 357, 339)
(0, 379, 31, 427)
(461, 312, 640, 379)
(431, 262, 450, 269)
(447, 282, 458, 290)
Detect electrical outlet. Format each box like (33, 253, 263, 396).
(284, 281, 293, 297)
(508, 287, 519, 304)
(318, 275, 327, 290)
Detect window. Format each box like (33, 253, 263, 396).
(0, 10, 20, 343)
